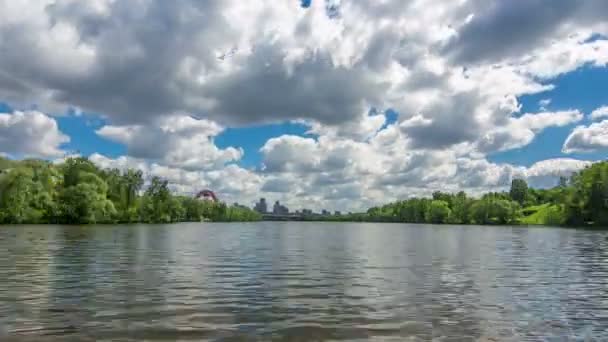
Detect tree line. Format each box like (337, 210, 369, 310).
(334, 161, 608, 227)
(1, 156, 606, 227)
(0, 157, 260, 224)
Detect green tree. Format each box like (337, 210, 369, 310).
(181, 197, 205, 221)
(0, 167, 50, 223)
(101, 168, 144, 222)
(0, 156, 261, 224)
(124, 169, 144, 209)
(139, 177, 175, 223)
(8, 156, 608, 227)
(61, 157, 101, 188)
(432, 191, 454, 207)
(565, 162, 608, 226)
(426, 200, 451, 224)
(0, 156, 16, 171)
(450, 191, 472, 224)
(58, 172, 116, 224)
(510, 179, 528, 205)
(471, 197, 520, 225)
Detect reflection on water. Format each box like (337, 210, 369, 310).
(1, 222, 608, 341)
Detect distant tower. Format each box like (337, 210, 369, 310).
(273, 201, 281, 214)
(273, 201, 289, 215)
(254, 198, 268, 214)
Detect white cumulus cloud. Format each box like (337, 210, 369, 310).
(96, 115, 243, 170)
(590, 106, 608, 120)
(563, 120, 608, 153)
(0, 110, 69, 157)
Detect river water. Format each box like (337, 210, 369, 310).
(1, 222, 607, 341)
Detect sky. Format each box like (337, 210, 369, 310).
(0, 0, 607, 212)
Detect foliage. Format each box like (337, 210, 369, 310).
(520, 204, 566, 226)
(563, 162, 608, 227)
(347, 161, 608, 227)
(469, 196, 520, 225)
(1, 156, 607, 227)
(426, 200, 451, 224)
(509, 179, 528, 205)
(0, 157, 260, 224)
(0, 156, 17, 172)
(362, 192, 521, 225)
(449, 191, 473, 224)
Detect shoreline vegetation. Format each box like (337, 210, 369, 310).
(0, 156, 607, 227)
(317, 162, 608, 228)
(0, 157, 260, 224)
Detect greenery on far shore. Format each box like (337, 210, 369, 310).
(331, 161, 607, 227)
(1, 156, 607, 227)
(0, 157, 260, 224)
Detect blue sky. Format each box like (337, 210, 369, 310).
(215, 122, 312, 168)
(57, 114, 126, 158)
(489, 66, 608, 166)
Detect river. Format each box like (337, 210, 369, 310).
(1, 222, 607, 341)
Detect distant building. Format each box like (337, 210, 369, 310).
(334, 211, 341, 216)
(254, 198, 268, 214)
(321, 209, 330, 216)
(273, 201, 289, 215)
(301, 209, 313, 216)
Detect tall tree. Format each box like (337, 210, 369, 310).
(510, 179, 528, 205)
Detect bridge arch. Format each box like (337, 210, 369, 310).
(195, 189, 218, 202)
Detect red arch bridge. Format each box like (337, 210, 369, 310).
(195, 190, 218, 202)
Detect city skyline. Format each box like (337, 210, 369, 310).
(251, 197, 339, 217)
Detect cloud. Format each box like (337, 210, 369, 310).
(476, 110, 583, 153)
(261, 176, 296, 193)
(524, 158, 593, 188)
(562, 120, 608, 153)
(0, 0, 389, 126)
(0, 110, 69, 157)
(590, 106, 608, 120)
(539, 98, 551, 111)
(3, 0, 602, 131)
(260, 135, 320, 173)
(512, 110, 583, 130)
(517, 34, 608, 79)
(201, 45, 387, 125)
(88, 153, 263, 204)
(1, 0, 606, 212)
(86, 138, 593, 213)
(304, 110, 387, 142)
(399, 91, 483, 149)
(96, 115, 242, 170)
(256, 122, 592, 210)
(442, 0, 608, 65)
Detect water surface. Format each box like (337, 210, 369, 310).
(1, 222, 608, 341)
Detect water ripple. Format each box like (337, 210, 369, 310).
(1, 223, 608, 340)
